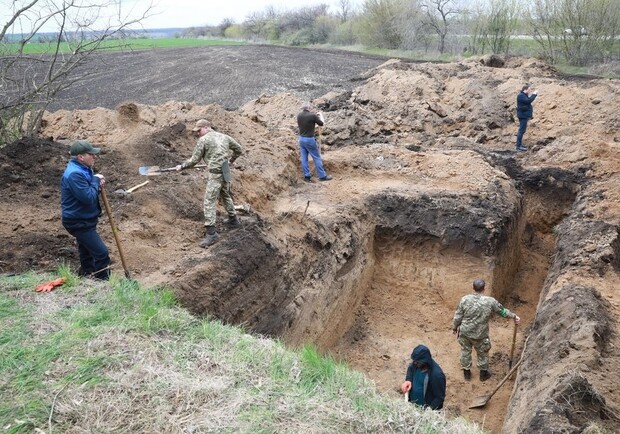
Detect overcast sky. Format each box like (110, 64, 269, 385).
(1, 0, 354, 32)
(145, 0, 351, 28)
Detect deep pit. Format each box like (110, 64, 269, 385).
(2, 50, 620, 433)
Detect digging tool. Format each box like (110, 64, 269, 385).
(139, 164, 207, 176)
(125, 180, 149, 193)
(469, 358, 522, 409)
(509, 322, 518, 369)
(100, 187, 131, 279)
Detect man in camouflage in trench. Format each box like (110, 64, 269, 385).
(452, 278, 520, 381)
(176, 119, 243, 248)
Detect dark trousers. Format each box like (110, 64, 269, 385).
(516, 118, 529, 148)
(65, 225, 110, 280)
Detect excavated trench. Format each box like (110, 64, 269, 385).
(174, 155, 592, 433)
(324, 167, 578, 433)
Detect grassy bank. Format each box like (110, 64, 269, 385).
(0, 269, 484, 433)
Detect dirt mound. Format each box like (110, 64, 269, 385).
(2, 48, 620, 433)
(0, 137, 67, 190)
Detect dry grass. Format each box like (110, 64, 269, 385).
(0, 272, 485, 434)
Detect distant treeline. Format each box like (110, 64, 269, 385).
(180, 0, 619, 66)
(3, 28, 186, 43)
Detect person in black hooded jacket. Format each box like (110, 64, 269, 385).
(400, 344, 446, 410)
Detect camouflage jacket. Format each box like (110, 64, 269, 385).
(181, 130, 242, 173)
(452, 293, 515, 340)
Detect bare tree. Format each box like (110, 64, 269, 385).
(0, 0, 153, 144)
(469, 0, 519, 55)
(336, 0, 355, 22)
(420, 0, 461, 53)
(529, 0, 619, 65)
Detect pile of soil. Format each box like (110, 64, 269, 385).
(2, 47, 620, 433)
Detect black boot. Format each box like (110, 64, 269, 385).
(200, 226, 220, 248)
(463, 369, 471, 381)
(227, 215, 240, 227)
(480, 370, 491, 382)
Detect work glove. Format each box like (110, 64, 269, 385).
(35, 277, 67, 293)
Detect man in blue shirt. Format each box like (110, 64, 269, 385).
(516, 84, 538, 152)
(61, 140, 110, 280)
(400, 344, 446, 410)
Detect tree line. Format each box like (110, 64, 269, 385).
(184, 0, 619, 66)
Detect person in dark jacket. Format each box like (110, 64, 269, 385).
(297, 101, 332, 182)
(400, 344, 446, 410)
(61, 140, 110, 280)
(515, 84, 538, 152)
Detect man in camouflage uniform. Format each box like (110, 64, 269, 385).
(452, 279, 520, 381)
(176, 119, 242, 248)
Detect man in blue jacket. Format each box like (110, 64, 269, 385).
(61, 140, 110, 280)
(400, 344, 446, 410)
(516, 84, 538, 152)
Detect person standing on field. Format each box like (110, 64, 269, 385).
(61, 140, 110, 280)
(297, 101, 332, 182)
(516, 84, 538, 152)
(175, 119, 242, 248)
(452, 279, 520, 381)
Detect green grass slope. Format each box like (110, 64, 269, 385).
(0, 269, 484, 434)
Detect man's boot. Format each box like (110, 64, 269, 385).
(200, 226, 220, 248)
(480, 370, 491, 382)
(463, 369, 471, 381)
(227, 215, 241, 227)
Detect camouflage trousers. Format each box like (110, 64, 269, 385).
(203, 173, 236, 227)
(458, 334, 491, 371)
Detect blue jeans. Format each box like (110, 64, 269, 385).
(299, 136, 327, 179)
(65, 225, 110, 280)
(516, 118, 529, 148)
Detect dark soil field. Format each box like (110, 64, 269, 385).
(52, 45, 387, 110)
(2, 45, 620, 433)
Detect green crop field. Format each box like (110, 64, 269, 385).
(2, 37, 245, 55)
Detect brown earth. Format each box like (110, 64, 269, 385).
(2, 46, 620, 433)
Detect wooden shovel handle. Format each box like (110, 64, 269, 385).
(100, 188, 131, 278)
(487, 357, 522, 401)
(509, 322, 518, 367)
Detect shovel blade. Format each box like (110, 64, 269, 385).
(139, 166, 177, 176)
(139, 164, 207, 176)
(469, 395, 491, 409)
(139, 166, 161, 176)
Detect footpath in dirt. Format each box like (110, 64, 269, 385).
(2, 47, 620, 433)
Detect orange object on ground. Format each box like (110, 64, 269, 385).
(35, 277, 67, 293)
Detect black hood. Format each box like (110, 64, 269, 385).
(411, 344, 433, 366)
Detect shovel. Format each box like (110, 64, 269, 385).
(469, 358, 522, 409)
(509, 322, 518, 369)
(100, 187, 131, 278)
(139, 164, 207, 176)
